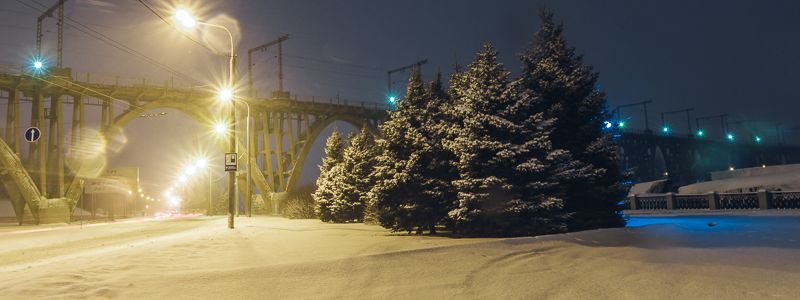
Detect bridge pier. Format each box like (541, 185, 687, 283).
(5, 88, 20, 154)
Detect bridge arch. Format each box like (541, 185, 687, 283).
(106, 99, 216, 136)
(285, 114, 379, 192)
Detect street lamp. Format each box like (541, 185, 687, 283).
(218, 87, 233, 102)
(175, 8, 239, 228)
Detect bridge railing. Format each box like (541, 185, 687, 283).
(626, 190, 800, 210)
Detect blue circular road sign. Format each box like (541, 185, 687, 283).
(24, 127, 41, 142)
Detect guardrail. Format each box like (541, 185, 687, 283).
(625, 190, 800, 210)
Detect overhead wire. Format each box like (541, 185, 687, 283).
(17, 0, 201, 85)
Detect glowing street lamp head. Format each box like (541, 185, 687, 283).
(726, 133, 735, 142)
(213, 122, 227, 135)
(195, 158, 208, 169)
(696, 129, 705, 137)
(388, 96, 396, 104)
(661, 125, 670, 134)
(175, 9, 196, 29)
(184, 165, 197, 176)
(754, 136, 762, 143)
(178, 175, 187, 183)
(218, 87, 233, 102)
(617, 121, 626, 129)
(33, 61, 43, 69)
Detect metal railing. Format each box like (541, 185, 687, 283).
(627, 190, 800, 210)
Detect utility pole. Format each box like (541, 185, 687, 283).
(660, 108, 694, 136)
(247, 34, 289, 97)
(615, 100, 652, 132)
(696, 114, 728, 139)
(36, 0, 67, 67)
(387, 59, 428, 96)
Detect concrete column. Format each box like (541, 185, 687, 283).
(287, 113, 296, 167)
(5, 88, 20, 154)
(29, 92, 47, 197)
(665, 192, 676, 210)
(262, 112, 274, 190)
(274, 112, 285, 192)
(627, 195, 638, 210)
(758, 189, 771, 210)
(707, 192, 719, 210)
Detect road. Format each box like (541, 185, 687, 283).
(1, 215, 799, 299)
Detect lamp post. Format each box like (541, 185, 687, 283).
(175, 9, 237, 229)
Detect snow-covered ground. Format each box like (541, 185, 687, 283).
(1, 215, 799, 299)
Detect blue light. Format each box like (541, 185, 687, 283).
(662, 126, 670, 134)
(754, 136, 761, 143)
(604, 121, 613, 129)
(726, 133, 735, 142)
(696, 129, 704, 137)
(388, 96, 396, 104)
(33, 61, 43, 69)
(618, 121, 626, 128)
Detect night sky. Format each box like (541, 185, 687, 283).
(1, 0, 799, 194)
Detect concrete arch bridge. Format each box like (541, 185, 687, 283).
(0, 71, 386, 224)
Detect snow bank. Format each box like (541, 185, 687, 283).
(1, 216, 799, 299)
(680, 171, 800, 193)
(628, 179, 669, 196)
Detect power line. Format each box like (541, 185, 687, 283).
(283, 63, 384, 81)
(17, 0, 200, 84)
(284, 54, 385, 72)
(135, 0, 219, 55)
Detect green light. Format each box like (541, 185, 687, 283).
(388, 96, 396, 103)
(618, 121, 626, 128)
(726, 133, 735, 142)
(662, 126, 670, 134)
(33, 61, 43, 69)
(696, 129, 704, 137)
(754, 136, 761, 143)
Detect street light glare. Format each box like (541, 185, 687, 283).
(185, 165, 197, 176)
(214, 122, 227, 135)
(195, 158, 208, 169)
(218, 87, 234, 102)
(33, 61, 43, 69)
(175, 9, 196, 28)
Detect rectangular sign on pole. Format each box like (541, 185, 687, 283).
(225, 153, 237, 172)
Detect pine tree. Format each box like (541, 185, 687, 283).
(518, 9, 626, 230)
(446, 43, 519, 234)
(313, 128, 345, 222)
(371, 69, 450, 234)
(327, 128, 377, 223)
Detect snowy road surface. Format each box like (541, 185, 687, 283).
(1, 215, 799, 299)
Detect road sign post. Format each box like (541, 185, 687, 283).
(225, 153, 237, 172)
(24, 127, 41, 142)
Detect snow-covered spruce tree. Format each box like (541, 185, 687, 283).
(327, 128, 377, 223)
(445, 43, 517, 234)
(447, 43, 574, 236)
(313, 128, 345, 222)
(421, 72, 460, 231)
(370, 69, 450, 234)
(518, 9, 626, 230)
